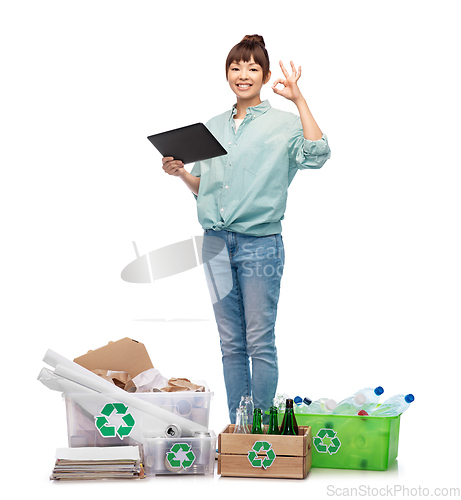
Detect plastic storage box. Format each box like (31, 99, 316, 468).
(277, 413, 400, 471)
(143, 431, 217, 476)
(64, 383, 213, 448)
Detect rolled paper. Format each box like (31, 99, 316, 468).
(42, 349, 209, 434)
(164, 455, 183, 473)
(164, 424, 182, 438)
(38, 368, 151, 444)
(174, 399, 192, 419)
(190, 408, 208, 427)
(43, 349, 107, 384)
(53, 363, 208, 436)
(193, 395, 205, 408)
(40, 368, 181, 441)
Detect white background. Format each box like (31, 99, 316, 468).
(1, 0, 460, 498)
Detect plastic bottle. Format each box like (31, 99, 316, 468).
(294, 396, 312, 414)
(333, 386, 384, 415)
(360, 386, 384, 412)
(304, 398, 337, 414)
(369, 394, 414, 417)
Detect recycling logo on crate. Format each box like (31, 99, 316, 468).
(313, 428, 341, 455)
(166, 443, 196, 469)
(247, 441, 276, 469)
(94, 403, 136, 439)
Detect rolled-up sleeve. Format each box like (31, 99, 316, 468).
(287, 116, 331, 169)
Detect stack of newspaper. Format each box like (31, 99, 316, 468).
(50, 446, 145, 480)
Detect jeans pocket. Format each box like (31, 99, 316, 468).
(275, 233, 285, 265)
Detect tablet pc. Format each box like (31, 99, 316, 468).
(147, 123, 228, 164)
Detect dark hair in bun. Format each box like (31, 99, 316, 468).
(225, 34, 270, 81)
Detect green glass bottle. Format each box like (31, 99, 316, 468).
(251, 408, 264, 434)
(267, 406, 280, 435)
(280, 399, 298, 436)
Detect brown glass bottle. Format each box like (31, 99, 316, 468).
(280, 399, 298, 435)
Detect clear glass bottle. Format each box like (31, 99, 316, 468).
(233, 406, 250, 434)
(273, 393, 289, 412)
(240, 395, 254, 424)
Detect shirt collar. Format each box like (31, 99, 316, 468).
(228, 99, 271, 121)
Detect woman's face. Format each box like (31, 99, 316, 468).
(227, 56, 270, 100)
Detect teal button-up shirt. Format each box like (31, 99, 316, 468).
(190, 100, 331, 236)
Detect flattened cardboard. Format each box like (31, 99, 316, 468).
(73, 338, 153, 379)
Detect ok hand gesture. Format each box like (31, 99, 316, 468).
(272, 60, 303, 103)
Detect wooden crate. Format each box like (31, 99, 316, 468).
(218, 424, 312, 479)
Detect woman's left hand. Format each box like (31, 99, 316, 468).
(272, 60, 303, 103)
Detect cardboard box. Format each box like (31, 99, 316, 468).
(73, 338, 153, 379)
(218, 425, 312, 479)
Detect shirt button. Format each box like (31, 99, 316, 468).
(225, 185, 229, 189)
(228, 142, 232, 145)
(220, 208, 224, 212)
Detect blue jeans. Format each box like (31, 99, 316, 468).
(202, 229, 285, 424)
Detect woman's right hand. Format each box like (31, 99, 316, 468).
(162, 156, 185, 177)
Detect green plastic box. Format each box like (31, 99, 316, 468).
(277, 412, 401, 471)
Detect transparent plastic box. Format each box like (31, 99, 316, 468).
(64, 382, 213, 448)
(142, 431, 217, 476)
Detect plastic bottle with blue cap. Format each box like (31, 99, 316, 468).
(368, 394, 414, 417)
(333, 386, 384, 415)
(294, 396, 312, 414)
(304, 398, 337, 414)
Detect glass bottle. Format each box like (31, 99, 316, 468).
(240, 395, 254, 424)
(251, 408, 264, 434)
(267, 406, 280, 435)
(233, 406, 250, 434)
(280, 399, 298, 436)
(273, 393, 289, 412)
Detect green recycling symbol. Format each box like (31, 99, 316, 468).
(94, 403, 136, 439)
(313, 428, 341, 455)
(166, 443, 196, 469)
(247, 441, 276, 469)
